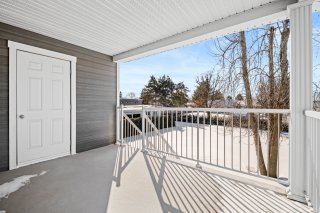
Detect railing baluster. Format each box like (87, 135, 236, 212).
(125, 118, 127, 143)
(181, 110, 183, 156)
(171, 110, 173, 154)
(141, 106, 145, 150)
(216, 112, 219, 166)
(153, 110, 155, 149)
(130, 119, 132, 143)
(158, 109, 160, 151)
(240, 113, 242, 171)
(176, 110, 178, 155)
(267, 113, 270, 177)
(157, 110, 159, 150)
(231, 113, 234, 170)
(153, 110, 156, 149)
(149, 111, 151, 149)
(148, 111, 154, 148)
(203, 111, 205, 162)
(277, 113, 280, 178)
(196, 110, 201, 168)
(150, 122, 152, 149)
(159, 110, 162, 152)
(186, 110, 188, 158)
(149, 113, 152, 148)
(192, 111, 194, 159)
(145, 115, 147, 148)
(248, 113, 250, 173)
(166, 110, 169, 152)
(223, 112, 226, 167)
(162, 110, 164, 152)
(210, 111, 212, 164)
(257, 113, 260, 175)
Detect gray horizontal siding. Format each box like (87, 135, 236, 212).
(0, 22, 117, 171)
(0, 43, 9, 171)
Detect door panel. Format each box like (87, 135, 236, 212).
(17, 51, 71, 165)
(52, 118, 64, 144)
(28, 78, 43, 110)
(28, 119, 43, 148)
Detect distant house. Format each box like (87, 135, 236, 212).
(120, 98, 143, 106)
(208, 99, 226, 108)
(208, 99, 242, 108)
(120, 98, 146, 117)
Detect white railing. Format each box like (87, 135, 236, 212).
(305, 110, 320, 212)
(118, 106, 290, 181)
(119, 105, 143, 149)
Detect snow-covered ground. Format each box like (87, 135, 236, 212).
(0, 171, 47, 200)
(125, 121, 289, 179)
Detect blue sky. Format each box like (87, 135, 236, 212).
(120, 40, 215, 97)
(120, 13, 320, 98)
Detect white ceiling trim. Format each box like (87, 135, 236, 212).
(314, 1, 320, 11)
(113, 0, 297, 62)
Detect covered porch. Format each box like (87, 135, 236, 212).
(0, 0, 319, 212)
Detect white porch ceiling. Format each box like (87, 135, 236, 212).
(0, 0, 297, 62)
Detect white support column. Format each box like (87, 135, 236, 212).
(288, 0, 313, 203)
(116, 63, 121, 143)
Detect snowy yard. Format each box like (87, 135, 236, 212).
(125, 121, 289, 180)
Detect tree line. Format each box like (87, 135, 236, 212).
(138, 72, 246, 107)
(140, 75, 189, 107)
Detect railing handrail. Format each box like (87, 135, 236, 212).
(116, 105, 154, 110)
(305, 110, 320, 119)
(143, 107, 290, 114)
(117, 106, 290, 114)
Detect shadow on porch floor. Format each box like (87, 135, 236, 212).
(0, 144, 310, 213)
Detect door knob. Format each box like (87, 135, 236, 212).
(19, 114, 25, 119)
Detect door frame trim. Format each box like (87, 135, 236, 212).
(8, 41, 77, 170)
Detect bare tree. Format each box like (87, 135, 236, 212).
(266, 26, 279, 178)
(314, 81, 320, 111)
(212, 20, 290, 177)
(126, 92, 136, 99)
(239, 31, 268, 175)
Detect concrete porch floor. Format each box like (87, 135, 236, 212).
(0, 144, 310, 213)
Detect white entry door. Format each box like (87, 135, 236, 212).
(17, 50, 71, 166)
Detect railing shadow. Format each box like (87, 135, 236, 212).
(114, 144, 139, 187)
(145, 116, 179, 156)
(142, 151, 309, 213)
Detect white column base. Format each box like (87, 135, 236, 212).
(287, 189, 307, 203)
